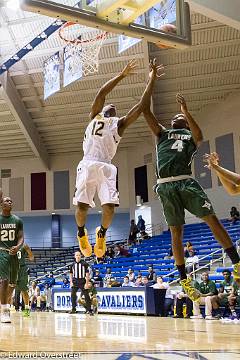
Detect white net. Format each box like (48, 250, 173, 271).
(59, 22, 107, 76)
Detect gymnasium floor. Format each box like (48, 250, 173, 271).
(1, 312, 239, 359)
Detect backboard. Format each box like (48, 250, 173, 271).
(20, 0, 192, 49)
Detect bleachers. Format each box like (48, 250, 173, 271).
(92, 219, 240, 281)
(28, 247, 78, 279)
(29, 219, 240, 284)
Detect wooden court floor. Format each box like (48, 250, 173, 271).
(0, 312, 239, 359)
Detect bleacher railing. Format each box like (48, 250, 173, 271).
(164, 248, 226, 283)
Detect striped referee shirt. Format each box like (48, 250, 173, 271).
(70, 260, 89, 280)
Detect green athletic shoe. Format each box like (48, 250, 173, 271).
(22, 309, 30, 317)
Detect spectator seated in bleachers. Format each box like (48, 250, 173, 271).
(184, 241, 194, 258)
(93, 269, 103, 287)
(103, 267, 113, 286)
(105, 247, 115, 259)
(185, 250, 199, 274)
(134, 275, 143, 287)
(44, 272, 55, 288)
(114, 245, 130, 258)
(127, 268, 135, 282)
(191, 272, 218, 320)
(147, 266, 157, 283)
(227, 279, 240, 319)
(61, 277, 70, 289)
(210, 269, 234, 318)
(78, 280, 98, 314)
(142, 276, 151, 287)
(165, 247, 174, 260)
(152, 276, 174, 316)
(230, 206, 240, 225)
(122, 276, 135, 287)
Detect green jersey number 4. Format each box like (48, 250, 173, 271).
(171, 140, 184, 152)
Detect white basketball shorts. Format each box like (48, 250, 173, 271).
(73, 160, 119, 208)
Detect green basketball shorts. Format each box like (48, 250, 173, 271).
(155, 178, 214, 226)
(0, 250, 19, 285)
(16, 265, 29, 292)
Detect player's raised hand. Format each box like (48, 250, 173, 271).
(149, 58, 165, 80)
(176, 93, 188, 112)
(203, 152, 220, 169)
(121, 59, 137, 77)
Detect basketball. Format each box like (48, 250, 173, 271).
(157, 24, 177, 49)
(159, 23, 177, 34)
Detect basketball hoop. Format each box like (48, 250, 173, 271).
(59, 22, 108, 76)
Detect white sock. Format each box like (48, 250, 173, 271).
(1, 304, 8, 312)
(25, 305, 30, 310)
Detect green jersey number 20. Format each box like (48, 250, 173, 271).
(0, 229, 15, 241)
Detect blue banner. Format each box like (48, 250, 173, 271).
(43, 52, 60, 100)
(0, 20, 65, 75)
(53, 288, 147, 314)
(63, 45, 83, 87)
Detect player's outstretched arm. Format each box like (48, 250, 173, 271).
(176, 94, 203, 147)
(142, 59, 166, 137)
(141, 59, 164, 110)
(204, 152, 240, 195)
(143, 109, 165, 138)
(117, 102, 142, 137)
(90, 60, 137, 120)
(118, 59, 165, 137)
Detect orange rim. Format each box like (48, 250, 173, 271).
(59, 21, 108, 44)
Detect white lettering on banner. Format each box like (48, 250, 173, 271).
(53, 290, 146, 314)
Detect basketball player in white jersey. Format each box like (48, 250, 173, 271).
(73, 59, 164, 258)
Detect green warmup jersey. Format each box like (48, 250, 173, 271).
(195, 280, 217, 295)
(156, 129, 197, 178)
(17, 245, 28, 266)
(219, 279, 233, 294)
(0, 214, 23, 250)
(233, 282, 240, 296)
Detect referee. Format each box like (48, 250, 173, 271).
(69, 251, 92, 314)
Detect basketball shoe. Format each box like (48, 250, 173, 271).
(180, 278, 201, 302)
(94, 226, 107, 258)
(1, 310, 11, 323)
(22, 308, 30, 317)
(77, 228, 92, 258)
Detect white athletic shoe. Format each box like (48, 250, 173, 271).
(205, 315, 219, 320)
(190, 315, 203, 319)
(1, 310, 11, 323)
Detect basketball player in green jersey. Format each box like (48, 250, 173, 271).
(0, 196, 24, 323)
(142, 60, 240, 301)
(16, 243, 34, 317)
